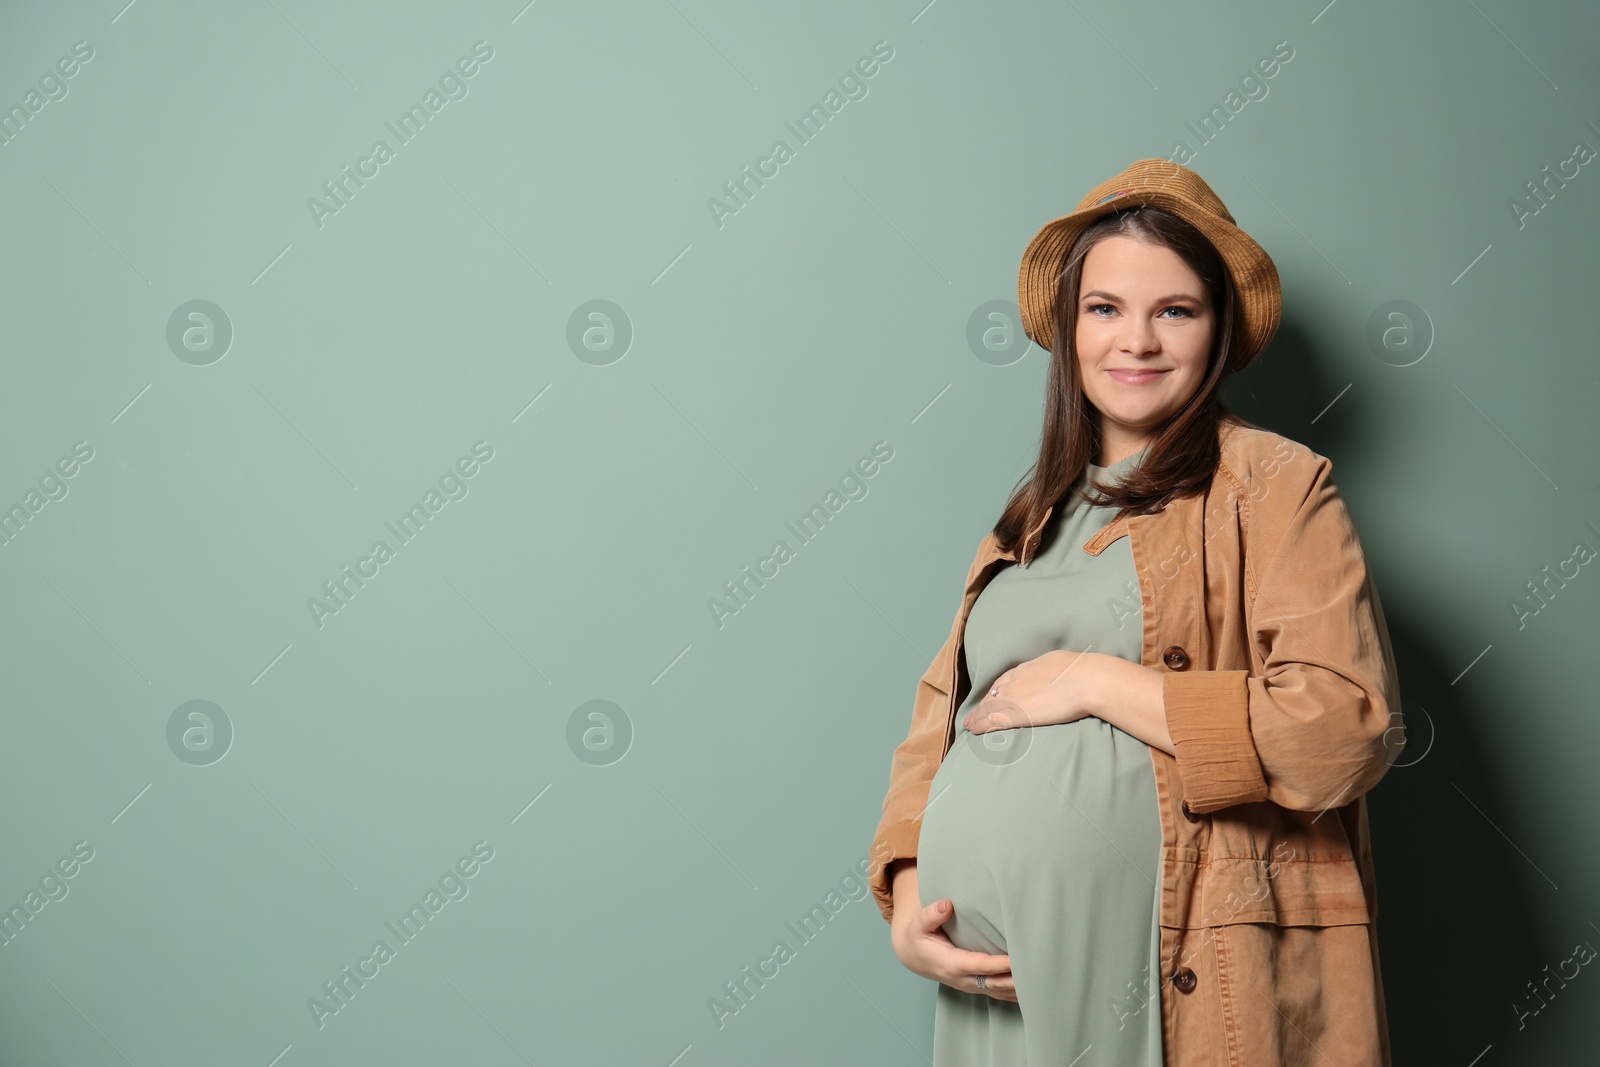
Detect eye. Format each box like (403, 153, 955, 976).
(1085, 303, 1114, 316)
(1161, 306, 1196, 319)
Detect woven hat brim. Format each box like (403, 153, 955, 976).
(1017, 190, 1281, 371)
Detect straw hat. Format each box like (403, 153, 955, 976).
(1016, 158, 1281, 373)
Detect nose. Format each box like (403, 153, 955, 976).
(1117, 315, 1159, 355)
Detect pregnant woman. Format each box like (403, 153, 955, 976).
(917, 439, 1164, 1064)
(868, 159, 1405, 1065)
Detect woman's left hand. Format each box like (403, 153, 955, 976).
(963, 649, 1108, 734)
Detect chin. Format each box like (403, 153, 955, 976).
(1103, 406, 1167, 427)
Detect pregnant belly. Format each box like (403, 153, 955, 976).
(914, 717, 1161, 956)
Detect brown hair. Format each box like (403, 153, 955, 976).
(995, 204, 1258, 562)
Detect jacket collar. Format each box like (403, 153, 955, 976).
(985, 426, 1247, 569)
(994, 442, 1175, 567)
(981, 505, 1139, 569)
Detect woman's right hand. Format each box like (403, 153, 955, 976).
(888, 862, 1016, 1003)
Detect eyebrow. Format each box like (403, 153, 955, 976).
(1080, 289, 1203, 304)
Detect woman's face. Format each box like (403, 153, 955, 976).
(1072, 233, 1215, 465)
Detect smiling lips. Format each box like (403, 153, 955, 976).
(1107, 368, 1171, 384)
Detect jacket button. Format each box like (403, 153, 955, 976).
(1181, 799, 1203, 822)
(1162, 645, 1190, 670)
(1172, 966, 1197, 993)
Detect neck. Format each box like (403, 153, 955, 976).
(1097, 442, 1147, 467)
(1096, 425, 1151, 467)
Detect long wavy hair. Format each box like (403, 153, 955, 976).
(995, 204, 1259, 562)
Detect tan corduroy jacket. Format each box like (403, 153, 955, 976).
(867, 420, 1404, 1066)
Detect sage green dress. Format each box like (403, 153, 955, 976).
(915, 447, 1164, 1065)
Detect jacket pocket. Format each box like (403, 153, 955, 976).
(1208, 922, 1386, 1066)
(1177, 853, 1373, 930)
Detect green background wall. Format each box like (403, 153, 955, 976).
(1, 1, 1596, 1063)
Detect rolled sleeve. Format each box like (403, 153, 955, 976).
(1164, 669, 1268, 811)
(1164, 456, 1404, 814)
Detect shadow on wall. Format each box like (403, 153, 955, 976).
(1225, 318, 1554, 1064)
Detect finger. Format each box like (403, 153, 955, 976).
(969, 715, 1014, 735)
(917, 898, 955, 932)
(988, 700, 1028, 728)
(983, 971, 1018, 1002)
(942, 946, 1012, 974)
(973, 974, 1019, 1002)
